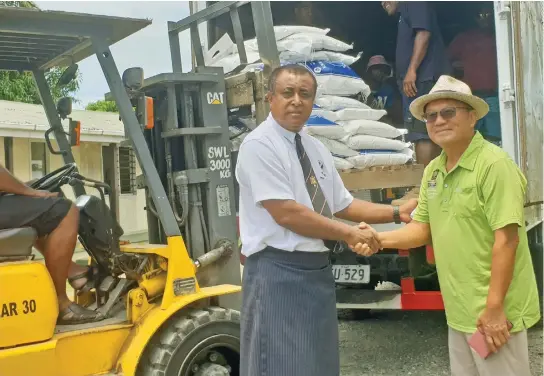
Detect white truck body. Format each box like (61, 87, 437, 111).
(494, 1, 543, 233)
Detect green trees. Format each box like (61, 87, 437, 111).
(85, 100, 118, 113)
(0, 1, 82, 104)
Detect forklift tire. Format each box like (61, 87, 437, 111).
(139, 307, 240, 376)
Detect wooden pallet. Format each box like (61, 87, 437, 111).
(339, 164, 424, 191)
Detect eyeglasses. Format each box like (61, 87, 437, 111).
(423, 106, 472, 123)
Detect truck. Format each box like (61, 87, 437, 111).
(179, 0, 543, 314)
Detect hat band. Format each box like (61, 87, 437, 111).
(431, 89, 472, 95)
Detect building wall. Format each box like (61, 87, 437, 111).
(4, 136, 148, 240)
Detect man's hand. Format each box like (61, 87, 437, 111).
(399, 198, 418, 223)
(22, 188, 59, 198)
(403, 69, 418, 98)
(476, 306, 511, 354)
(345, 223, 381, 256)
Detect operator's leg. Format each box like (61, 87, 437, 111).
(39, 203, 79, 310)
(0, 195, 104, 324)
(34, 238, 91, 291)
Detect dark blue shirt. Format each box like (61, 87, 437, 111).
(395, 2, 449, 82)
(369, 83, 396, 110)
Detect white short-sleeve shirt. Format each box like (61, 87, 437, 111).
(235, 114, 354, 257)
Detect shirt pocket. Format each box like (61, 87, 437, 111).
(452, 185, 480, 218)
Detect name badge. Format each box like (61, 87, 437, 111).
(428, 170, 439, 189)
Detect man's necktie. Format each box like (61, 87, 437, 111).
(295, 133, 333, 218)
(295, 133, 343, 253)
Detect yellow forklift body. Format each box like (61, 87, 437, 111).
(0, 236, 241, 376)
(0, 262, 58, 348)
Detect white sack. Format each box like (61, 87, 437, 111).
(315, 95, 371, 111)
(305, 61, 371, 97)
(211, 51, 262, 74)
(312, 135, 359, 158)
(342, 135, 410, 151)
(305, 115, 347, 140)
(207, 26, 330, 64)
(244, 26, 331, 51)
(310, 108, 337, 122)
(333, 156, 355, 170)
(334, 108, 387, 121)
(279, 50, 362, 65)
(347, 152, 413, 169)
(278, 33, 353, 53)
(340, 119, 409, 139)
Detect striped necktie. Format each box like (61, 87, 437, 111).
(295, 133, 333, 218)
(295, 133, 343, 253)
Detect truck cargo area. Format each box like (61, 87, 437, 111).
(210, 1, 497, 104)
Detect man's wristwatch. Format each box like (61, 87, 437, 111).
(393, 205, 401, 224)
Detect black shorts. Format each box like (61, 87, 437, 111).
(0, 195, 72, 238)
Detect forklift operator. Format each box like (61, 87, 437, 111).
(0, 164, 104, 325)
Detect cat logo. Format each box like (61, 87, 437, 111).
(207, 92, 225, 105)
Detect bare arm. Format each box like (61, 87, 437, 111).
(378, 221, 431, 249)
(486, 224, 519, 310)
(335, 199, 394, 224)
(262, 199, 381, 250)
(408, 30, 431, 75)
(404, 30, 431, 97)
(0, 165, 34, 195)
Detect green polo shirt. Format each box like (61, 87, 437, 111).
(413, 132, 541, 333)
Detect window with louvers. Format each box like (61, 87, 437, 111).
(119, 146, 136, 194)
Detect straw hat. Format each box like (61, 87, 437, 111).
(409, 75, 489, 121)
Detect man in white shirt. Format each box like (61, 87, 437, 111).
(236, 64, 417, 376)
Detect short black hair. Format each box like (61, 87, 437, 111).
(267, 64, 318, 96)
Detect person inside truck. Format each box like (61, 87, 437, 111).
(381, 1, 450, 167)
(236, 64, 417, 376)
(364, 55, 403, 126)
(0, 164, 104, 325)
(447, 3, 501, 145)
(356, 75, 540, 376)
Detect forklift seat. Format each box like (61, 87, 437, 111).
(0, 228, 37, 258)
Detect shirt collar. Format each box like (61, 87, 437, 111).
(437, 131, 485, 173)
(268, 113, 304, 144)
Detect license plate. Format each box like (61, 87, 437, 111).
(332, 264, 370, 284)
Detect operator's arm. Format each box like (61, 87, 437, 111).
(481, 159, 526, 310)
(0, 164, 34, 195)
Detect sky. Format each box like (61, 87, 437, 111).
(36, 1, 196, 109)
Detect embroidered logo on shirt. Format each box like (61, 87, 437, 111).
(317, 160, 327, 179)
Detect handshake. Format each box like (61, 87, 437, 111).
(345, 222, 382, 257)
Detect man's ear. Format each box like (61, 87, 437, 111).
(265, 92, 273, 103)
(469, 111, 478, 130)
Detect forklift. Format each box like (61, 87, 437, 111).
(0, 6, 242, 376)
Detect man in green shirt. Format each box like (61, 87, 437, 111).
(357, 75, 540, 375)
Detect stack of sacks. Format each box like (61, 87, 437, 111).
(306, 95, 413, 170)
(206, 26, 412, 170)
(205, 26, 369, 99)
